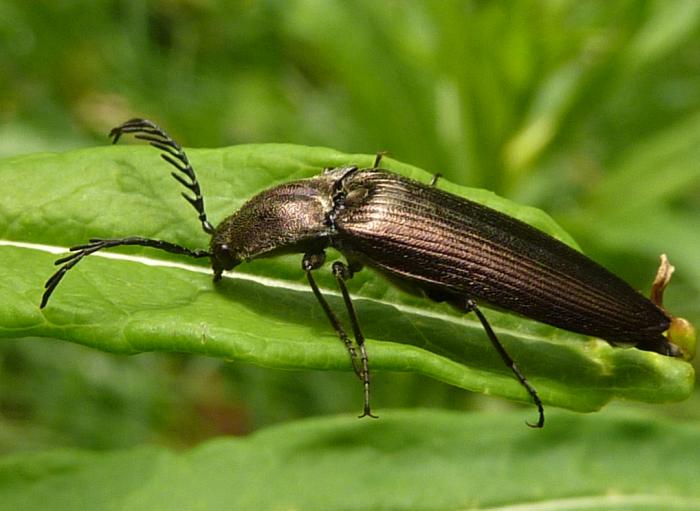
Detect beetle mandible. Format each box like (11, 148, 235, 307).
(41, 119, 695, 427)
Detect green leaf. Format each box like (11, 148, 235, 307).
(0, 144, 694, 414)
(2, 409, 700, 510)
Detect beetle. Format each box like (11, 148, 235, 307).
(41, 118, 695, 427)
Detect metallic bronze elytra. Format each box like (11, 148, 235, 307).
(40, 118, 695, 428)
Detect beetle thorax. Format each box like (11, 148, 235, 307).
(210, 177, 336, 271)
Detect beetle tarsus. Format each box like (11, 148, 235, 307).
(524, 387, 545, 429)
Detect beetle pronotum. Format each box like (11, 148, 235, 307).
(41, 119, 695, 427)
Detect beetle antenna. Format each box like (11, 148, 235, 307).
(40, 237, 211, 308)
(109, 119, 216, 235)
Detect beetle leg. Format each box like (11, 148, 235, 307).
(41, 237, 211, 308)
(429, 173, 442, 187)
(332, 261, 377, 419)
(463, 299, 545, 428)
(372, 151, 387, 168)
(372, 151, 442, 189)
(302, 253, 363, 380)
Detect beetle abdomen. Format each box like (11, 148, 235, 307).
(333, 170, 670, 345)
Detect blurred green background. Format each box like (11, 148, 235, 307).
(1, 0, 699, 452)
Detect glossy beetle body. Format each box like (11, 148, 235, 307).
(213, 167, 675, 355)
(42, 119, 695, 428)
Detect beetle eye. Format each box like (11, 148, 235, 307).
(213, 243, 240, 270)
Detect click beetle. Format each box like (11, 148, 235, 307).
(41, 119, 696, 427)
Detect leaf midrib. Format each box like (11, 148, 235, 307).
(1, 239, 541, 342)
